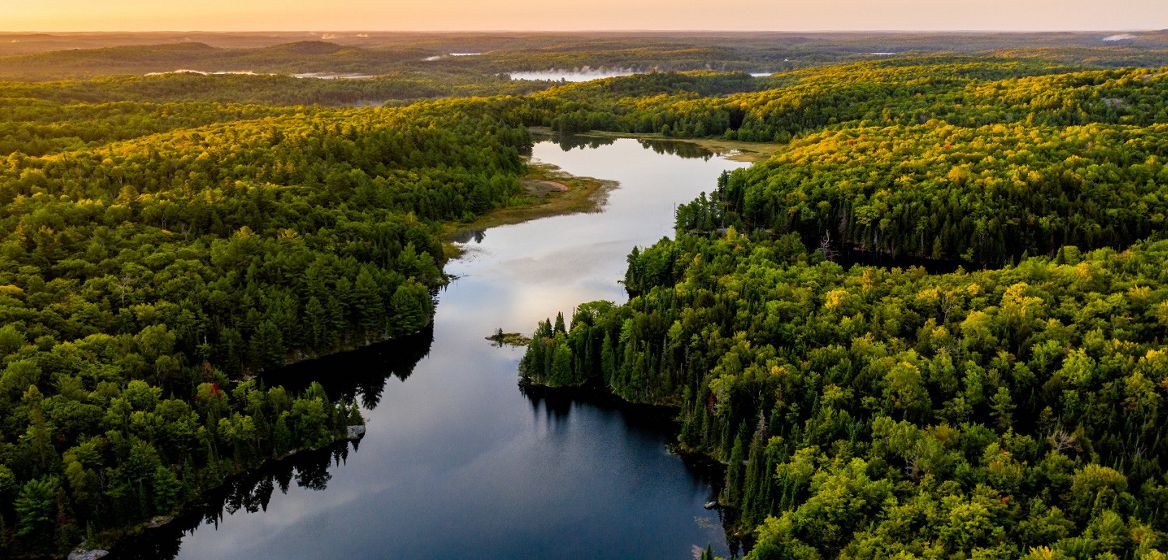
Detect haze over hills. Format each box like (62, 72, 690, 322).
(3, 22, 1168, 560)
(1, 31, 1168, 81)
(5, 30, 1168, 54)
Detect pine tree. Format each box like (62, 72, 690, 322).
(14, 476, 57, 542)
(722, 432, 746, 506)
(601, 332, 616, 384)
(553, 312, 567, 336)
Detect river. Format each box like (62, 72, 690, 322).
(115, 136, 750, 560)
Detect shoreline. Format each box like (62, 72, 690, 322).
(94, 160, 616, 558)
(444, 129, 771, 259)
(443, 160, 617, 258)
(96, 428, 363, 558)
(101, 133, 733, 558)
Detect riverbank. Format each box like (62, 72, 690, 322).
(443, 161, 616, 258)
(443, 130, 771, 258)
(100, 147, 619, 558)
(102, 424, 364, 558)
(145, 135, 740, 560)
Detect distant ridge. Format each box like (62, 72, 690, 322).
(0, 32, 1167, 81)
(257, 40, 350, 56)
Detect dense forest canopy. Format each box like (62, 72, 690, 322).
(0, 95, 532, 555)
(520, 52, 1168, 559)
(0, 72, 552, 107)
(3, 31, 1168, 558)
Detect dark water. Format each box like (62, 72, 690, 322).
(118, 137, 750, 560)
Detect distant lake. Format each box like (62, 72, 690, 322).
(424, 52, 483, 61)
(113, 136, 751, 560)
(507, 68, 640, 82)
(143, 70, 377, 80)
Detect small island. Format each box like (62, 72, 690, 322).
(486, 328, 532, 347)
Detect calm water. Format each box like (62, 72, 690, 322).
(117, 137, 749, 560)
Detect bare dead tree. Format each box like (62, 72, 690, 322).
(117, 273, 136, 307)
(905, 457, 922, 482)
(818, 230, 838, 262)
(1047, 428, 1078, 453)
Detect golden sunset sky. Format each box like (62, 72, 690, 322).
(4, 0, 1166, 32)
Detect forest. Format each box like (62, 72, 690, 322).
(521, 55, 1168, 558)
(2, 30, 1168, 558)
(0, 93, 532, 555)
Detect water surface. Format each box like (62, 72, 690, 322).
(507, 68, 640, 82)
(119, 136, 749, 560)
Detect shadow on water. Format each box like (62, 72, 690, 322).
(110, 328, 434, 559)
(519, 383, 725, 491)
(547, 133, 619, 151)
(113, 443, 357, 560)
(448, 228, 487, 245)
(262, 326, 435, 409)
(636, 138, 716, 160)
(521, 384, 744, 557)
(540, 133, 718, 161)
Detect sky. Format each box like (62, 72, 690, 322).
(3, 0, 1166, 32)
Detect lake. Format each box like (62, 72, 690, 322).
(114, 136, 750, 560)
(508, 68, 640, 82)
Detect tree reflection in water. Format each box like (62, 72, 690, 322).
(113, 327, 433, 559)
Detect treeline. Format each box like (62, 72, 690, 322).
(541, 71, 761, 102)
(683, 122, 1168, 265)
(525, 233, 1168, 558)
(0, 41, 433, 81)
(0, 71, 553, 107)
(526, 62, 1168, 265)
(525, 60, 1168, 142)
(113, 436, 365, 560)
(7, 49, 1168, 558)
(4, 379, 360, 552)
(0, 73, 542, 158)
(0, 97, 294, 156)
(0, 97, 532, 555)
(522, 57, 1168, 558)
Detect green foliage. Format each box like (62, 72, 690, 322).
(529, 59, 1168, 153)
(9, 35, 1168, 557)
(528, 232, 1168, 557)
(0, 95, 534, 555)
(523, 56, 1168, 558)
(14, 476, 57, 541)
(696, 121, 1168, 265)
